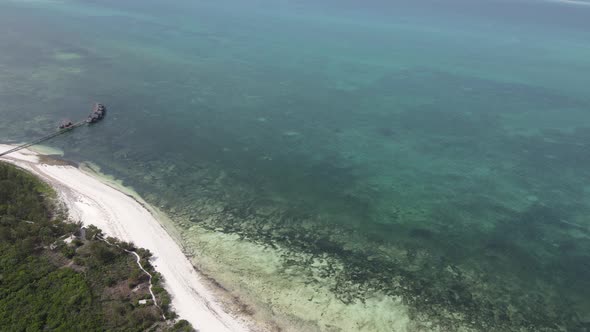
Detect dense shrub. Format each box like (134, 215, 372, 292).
(0, 162, 194, 331)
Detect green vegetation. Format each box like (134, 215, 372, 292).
(0, 161, 194, 331)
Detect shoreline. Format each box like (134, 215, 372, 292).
(0, 144, 257, 332)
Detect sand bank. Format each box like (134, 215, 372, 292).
(0, 144, 253, 332)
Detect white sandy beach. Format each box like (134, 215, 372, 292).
(0, 144, 253, 332)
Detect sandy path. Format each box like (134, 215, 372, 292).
(0, 145, 251, 332)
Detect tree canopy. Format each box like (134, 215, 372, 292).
(0, 162, 194, 331)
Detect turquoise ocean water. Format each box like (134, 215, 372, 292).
(1, 0, 590, 330)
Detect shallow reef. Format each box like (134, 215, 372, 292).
(1, 3, 590, 329)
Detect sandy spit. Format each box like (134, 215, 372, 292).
(0, 144, 254, 332)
